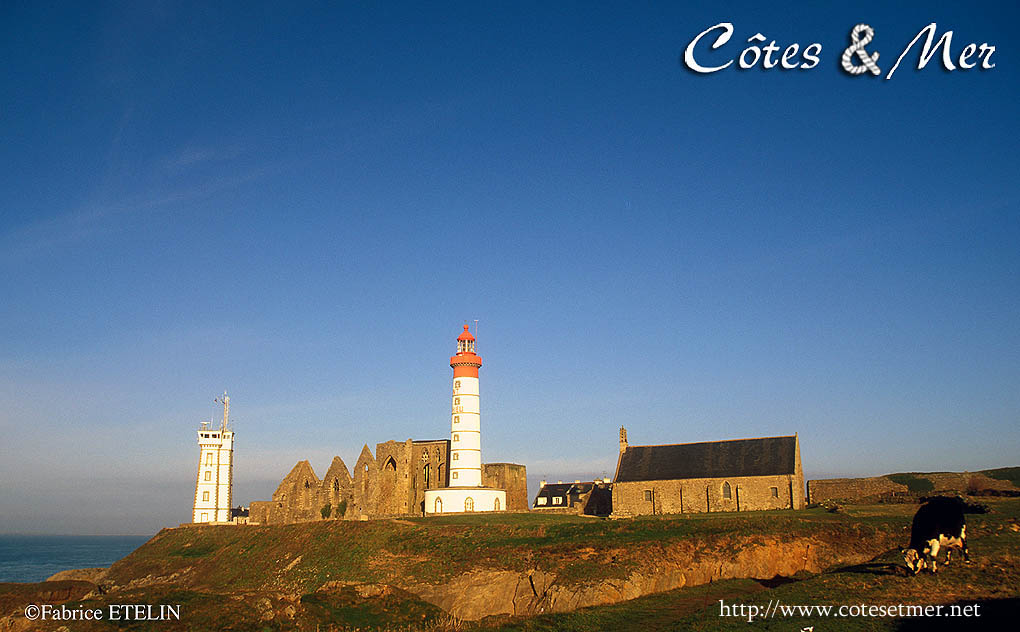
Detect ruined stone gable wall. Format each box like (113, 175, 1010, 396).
(351, 446, 377, 519)
(321, 456, 355, 518)
(411, 441, 449, 516)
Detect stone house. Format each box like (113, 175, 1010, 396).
(533, 479, 613, 516)
(249, 438, 527, 523)
(611, 427, 804, 516)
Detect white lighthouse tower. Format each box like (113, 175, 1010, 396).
(424, 324, 506, 514)
(192, 393, 234, 523)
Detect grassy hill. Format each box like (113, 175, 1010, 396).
(2, 499, 1018, 631)
(104, 508, 900, 593)
(981, 466, 1020, 488)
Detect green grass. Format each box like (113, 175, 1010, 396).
(981, 466, 1020, 487)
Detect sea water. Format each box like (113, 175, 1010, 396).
(0, 535, 151, 583)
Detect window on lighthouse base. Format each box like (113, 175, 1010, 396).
(465, 497, 474, 512)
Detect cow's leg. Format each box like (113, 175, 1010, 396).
(928, 540, 940, 573)
(961, 527, 971, 563)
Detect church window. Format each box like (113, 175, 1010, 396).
(494, 498, 500, 511)
(434, 497, 443, 513)
(333, 479, 340, 495)
(204, 471, 211, 481)
(722, 482, 731, 499)
(537, 497, 548, 506)
(202, 491, 210, 502)
(770, 486, 779, 498)
(643, 489, 652, 501)
(304, 480, 310, 489)
(465, 497, 474, 512)
(384, 457, 397, 472)
(423, 462, 431, 489)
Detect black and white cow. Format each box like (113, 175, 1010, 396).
(902, 496, 970, 575)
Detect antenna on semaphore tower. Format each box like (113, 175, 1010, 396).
(214, 391, 230, 431)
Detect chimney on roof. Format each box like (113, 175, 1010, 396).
(557, 480, 563, 484)
(619, 426, 628, 452)
(575, 479, 580, 484)
(603, 477, 611, 484)
(540, 480, 546, 487)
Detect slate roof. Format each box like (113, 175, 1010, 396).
(534, 483, 573, 502)
(615, 436, 797, 483)
(533, 482, 595, 507)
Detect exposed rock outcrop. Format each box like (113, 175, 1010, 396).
(44, 568, 108, 583)
(406, 532, 897, 620)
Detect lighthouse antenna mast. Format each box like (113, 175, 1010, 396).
(214, 391, 230, 431)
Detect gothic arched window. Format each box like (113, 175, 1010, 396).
(722, 481, 731, 499)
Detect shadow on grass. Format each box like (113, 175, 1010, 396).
(830, 561, 907, 577)
(756, 575, 801, 588)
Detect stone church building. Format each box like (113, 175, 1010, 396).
(249, 438, 527, 523)
(611, 428, 804, 516)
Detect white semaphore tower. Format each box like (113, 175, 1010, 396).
(192, 393, 234, 523)
(424, 324, 506, 514)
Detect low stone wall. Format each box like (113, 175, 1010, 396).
(807, 472, 1017, 504)
(807, 476, 907, 504)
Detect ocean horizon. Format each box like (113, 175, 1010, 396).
(0, 535, 152, 583)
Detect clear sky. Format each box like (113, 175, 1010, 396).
(1, 2, 1017, 535)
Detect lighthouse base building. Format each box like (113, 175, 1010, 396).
(424, 486, 505, 515)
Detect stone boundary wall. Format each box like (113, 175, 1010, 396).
(807, 476, 906, 504)
(807, 471, 1017, 504)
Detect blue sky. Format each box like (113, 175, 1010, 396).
(1, 2, 1017, 534)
